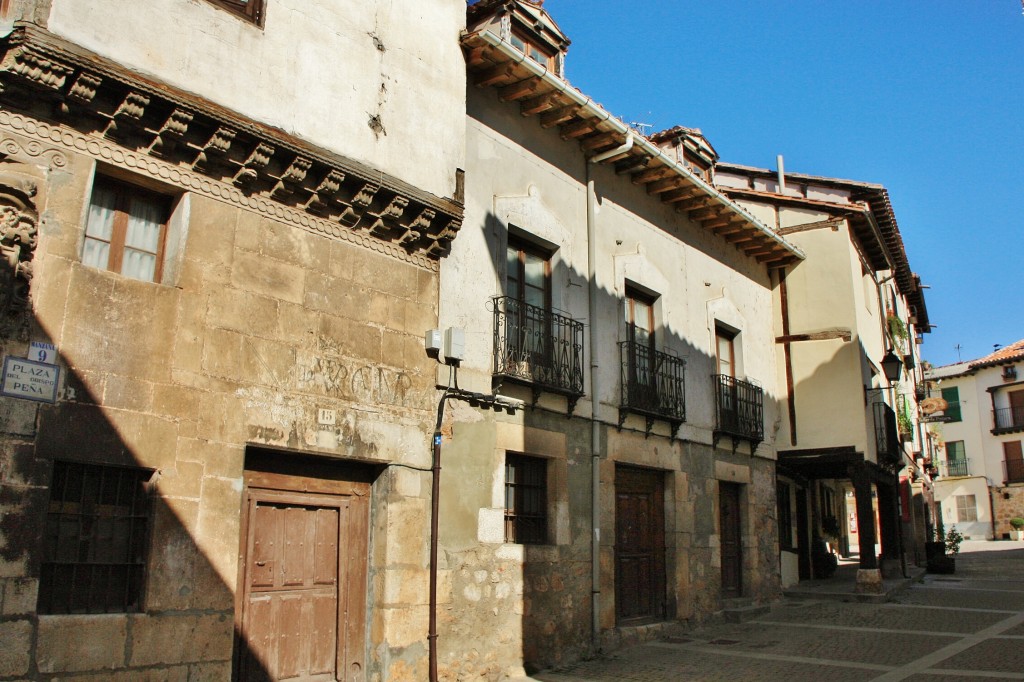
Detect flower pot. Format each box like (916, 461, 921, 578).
(1011, 529, 1024, 541)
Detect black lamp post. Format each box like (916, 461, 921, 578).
(880, 348, 905, 385)
(881, 348, 904, 385)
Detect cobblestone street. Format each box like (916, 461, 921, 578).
(527, 542, 1024, 682)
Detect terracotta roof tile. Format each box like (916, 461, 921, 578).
(969, 338, 1024, 369)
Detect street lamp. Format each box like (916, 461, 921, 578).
(881, 348, 904, 384)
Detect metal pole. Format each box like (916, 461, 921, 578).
(429, 389, 449, 682)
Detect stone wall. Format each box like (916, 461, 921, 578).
(0, 114, 442, 679)
(994, 484, 1024, 539)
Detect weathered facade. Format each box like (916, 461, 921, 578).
(0, 1, 466, 680)
(714, 163, 932, 589)
(432, 2, 803, 676)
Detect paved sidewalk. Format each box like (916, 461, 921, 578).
(520, 541, 1024, 682)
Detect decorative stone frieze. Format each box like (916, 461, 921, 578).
(0, 169, 38, 336)
(0, 23, 463, 262)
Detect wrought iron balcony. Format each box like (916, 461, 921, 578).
(993, 406, 1024, 434)
(942, 459, 970, 478)
(618, 339, 686, 436)
(873, 402, 902, 467)
(1005, 458, 1024, 484)
(713, 374, 763, 445)
(492, 296, 585, 410)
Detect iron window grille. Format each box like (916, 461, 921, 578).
(492, 295, 584, 405)
(618, 334, 686, 435)
(873, 402, 902, 466)
(38, 461, 154, 614)
(712, 374, 764, 445)
(504, 454, 548, 544)
(1003, 457, 1024, 484)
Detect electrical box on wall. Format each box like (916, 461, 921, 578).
(444, 328, 465, 364)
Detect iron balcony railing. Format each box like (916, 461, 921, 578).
(713, 374, 763, 444)
(1005, 458, 1024, 484)
(618, 339, 686, 424)
(942, 459, 970, 478)
(492, 296, 585, 398)
(993, 406, 1024, 433)
(873, 402, 902, 466)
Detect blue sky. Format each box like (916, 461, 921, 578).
(540, 0, 1023, 367)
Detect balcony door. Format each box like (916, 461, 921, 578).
(625, 289, 657, 410)
(505, 237, 551, 380)
(716, 327, 735, 378)
(1011, 390, 1024, 428)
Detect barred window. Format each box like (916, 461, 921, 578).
(38, 461, 154, 614)
(504, 454, 548, 544)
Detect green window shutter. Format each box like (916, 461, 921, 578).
(941, 387, 962, 422)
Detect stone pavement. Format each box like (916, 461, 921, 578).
(521, 541, 1024, 681)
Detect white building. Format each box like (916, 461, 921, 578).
(925, 339, 1024, 540)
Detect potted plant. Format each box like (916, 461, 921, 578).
(927, 525, 962, 574)
(1010, 518, 1024, 541)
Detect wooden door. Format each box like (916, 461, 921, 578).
(1010, 390, 1024, 426)
(238, 483, 369, 682)
(1004, 440, 1024, 483)
(719, 482, 743, 598)
(615, 466, 666, 624)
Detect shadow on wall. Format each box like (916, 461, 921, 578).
(0, 253, 272, 680)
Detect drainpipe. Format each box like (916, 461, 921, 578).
(585, 131, 632, 652)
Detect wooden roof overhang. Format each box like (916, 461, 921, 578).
(461, 31, 804, 268)
(721, 182, 930, 331)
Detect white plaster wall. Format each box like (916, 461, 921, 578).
(46, 0, 466, 199)
(935, 475, 992, 540)
(450, 87, 779, 450)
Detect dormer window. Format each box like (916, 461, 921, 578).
(510, 30, 556, 71)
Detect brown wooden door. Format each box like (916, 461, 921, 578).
(239, 485, 368, 682)
(720, 482, 742, 598)
(1011, 390, 1024, 426)
(615, 466, 666, 624)
(1004, 440, 1024, 483)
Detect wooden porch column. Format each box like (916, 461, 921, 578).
(849, 464, 877, 570)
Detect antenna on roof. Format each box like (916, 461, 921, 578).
(955, 344, 962, 362)
(995, 343, 1002, 351)
(629, 122, 652, 135)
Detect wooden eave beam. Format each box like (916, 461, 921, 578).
(615, 154, 650, 176)
(580, 130, 620, 152)
(631, 165, 675, 185)
(474, 62, 515, 88)
(559, 118, 597, 139)
(711, 223, 746, 236)
(465, 46, 496, 67)
(646, 176, 689, 195)
(661, 186, 702, 204)
(690, 204, 728, 222)
(498, 77, 542, 102)
(520, 91, 559, 116)
(704, 214, 746, 230)
(540, 104, 580, 128)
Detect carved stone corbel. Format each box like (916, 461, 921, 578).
(397, 208, 435, 251)
(339, 182, 378, 227)
(233, 142, 274, 189)
(305, 170, 346, 215)
(368, 195, 409, 240)
(193, 127, 236, 174)
(271, 157, 312, 201)
(0, 172, 39, 337)
(104, 91, 150, 142)
(149, 108, 194, 159)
